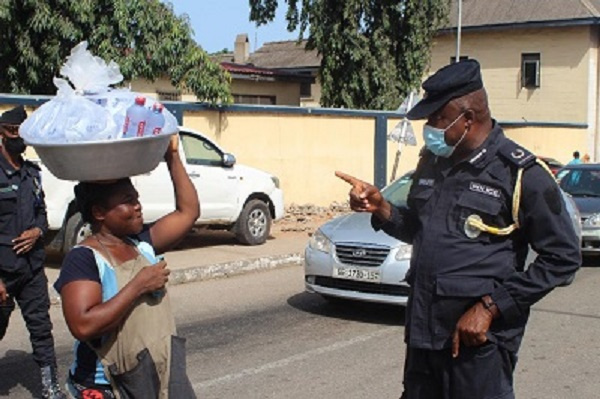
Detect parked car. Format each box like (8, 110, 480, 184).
(557, 163, 600, 255)
(538, 156, 563, 176)
(38, 128, 284, 255)
(305, 171, 581, 306)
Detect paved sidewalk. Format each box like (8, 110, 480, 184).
(44, 229, 310, 304)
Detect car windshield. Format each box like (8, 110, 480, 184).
(382, 173, 413, 207)
(558, 168, 600, 197)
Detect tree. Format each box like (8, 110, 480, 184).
(0, 0, 231, 104)
(249, 0, 450, 110)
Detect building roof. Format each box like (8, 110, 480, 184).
(247, 40, 321, 69)
(444, 0, 600, 31)
(220, 62, 314, 83)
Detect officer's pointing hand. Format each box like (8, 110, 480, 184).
(335, 171, 388, 216)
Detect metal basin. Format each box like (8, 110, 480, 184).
(28, 132, 176, 181)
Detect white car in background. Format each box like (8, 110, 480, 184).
(40, 128, 284, 255)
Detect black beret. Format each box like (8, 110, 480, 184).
(407, 59, 483, 120)
(0, 105, 27, 125)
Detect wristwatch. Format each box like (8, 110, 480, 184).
(480, 295, 499, 318)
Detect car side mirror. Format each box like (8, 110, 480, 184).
(223, 153, 236, 167)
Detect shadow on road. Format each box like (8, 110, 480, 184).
(0, 350, 41, 398)
(287, 291, 406, 327)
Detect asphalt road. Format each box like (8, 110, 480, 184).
(2, 262, 600, 398)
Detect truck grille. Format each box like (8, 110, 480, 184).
(335, 244, 390, 267)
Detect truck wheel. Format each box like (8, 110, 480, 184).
(62, 212, 91, 254)
(235, 199, 271, 245)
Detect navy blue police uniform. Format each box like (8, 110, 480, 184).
(0, 145, 57, 367)
(373, 60, 581, 399)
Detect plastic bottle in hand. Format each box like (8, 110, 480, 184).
(145, 103, 165, 136)
(123, 96, 149, 138)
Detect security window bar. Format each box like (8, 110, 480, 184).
(521, 53, 541, 88)
(157, 91, 182, 101)
(232, 94, 276, 105)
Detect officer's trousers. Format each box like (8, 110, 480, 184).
(401, 343, 517, 399)
(0, 265, 57, 367)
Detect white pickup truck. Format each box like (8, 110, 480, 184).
(39, 128, 284, 255)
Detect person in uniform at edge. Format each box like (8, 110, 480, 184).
(54, 134, 199, 399)
(0, 106, 66, 399)
(336, 60, 581, 399)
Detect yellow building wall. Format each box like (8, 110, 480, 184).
(431, 26, 591, 124)
(504, 126, 588, 164)
(183, 110, 377, 205)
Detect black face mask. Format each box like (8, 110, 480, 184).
(4, 137, 26, 155)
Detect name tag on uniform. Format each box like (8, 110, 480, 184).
(0, 184, 17, 193)
(469, 182, 500, 198)
(418, 178, 434, 187)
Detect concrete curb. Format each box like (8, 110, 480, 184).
(49, 252, 305, 305)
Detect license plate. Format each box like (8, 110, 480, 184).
(333, 266, 381, 282)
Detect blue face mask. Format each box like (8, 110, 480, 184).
(422, 113, 466, 158)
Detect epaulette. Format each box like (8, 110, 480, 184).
(418, 145, 431, 158)
(497, 139, 536, 169)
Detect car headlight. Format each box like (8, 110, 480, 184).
(395, 245, 412, 261)
(309, 229, 331, 253)
(271, 176, 280, 189)
(583, 213, 600, 227)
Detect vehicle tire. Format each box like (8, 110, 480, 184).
(62, 212, 91, 254)
(235, 199, 271, 245)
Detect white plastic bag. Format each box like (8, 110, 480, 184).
(20, 41, 178, 144)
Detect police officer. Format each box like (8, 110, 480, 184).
(336, 60, 581, 399)
(0, 106, 65, 399)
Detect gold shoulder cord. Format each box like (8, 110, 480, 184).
(465, 158, 554, 237)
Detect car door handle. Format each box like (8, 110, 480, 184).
(189, 172, 200, 178)
(227, 176, 237, 180)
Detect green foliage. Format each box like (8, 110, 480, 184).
(249, 0, 449, 110)
(0, 0, 231, 104)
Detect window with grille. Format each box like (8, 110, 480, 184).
(157, 91, 182, 101)
(232, 94, 276, 105)
(521, 53, 541, 88)
(300, 82, 312, 97)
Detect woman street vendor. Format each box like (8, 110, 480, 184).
(54, 135, 199, 399)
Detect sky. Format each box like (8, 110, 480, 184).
(164, 1, 300, 54)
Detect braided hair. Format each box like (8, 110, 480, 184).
(74, 178, 132, 224)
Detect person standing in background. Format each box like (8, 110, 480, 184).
(0, 105, 65, 399)
(568, 151, 582, 165)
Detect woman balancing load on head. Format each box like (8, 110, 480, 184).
(54, 135, 199, 399)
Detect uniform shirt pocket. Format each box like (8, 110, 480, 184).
(449, 191, 503, 242)
(409, 186, 434, 212)
(431, 275, 495, 338)
(0, 190, 17, 215)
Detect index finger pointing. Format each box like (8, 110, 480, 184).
(335, 171, 362, 186)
